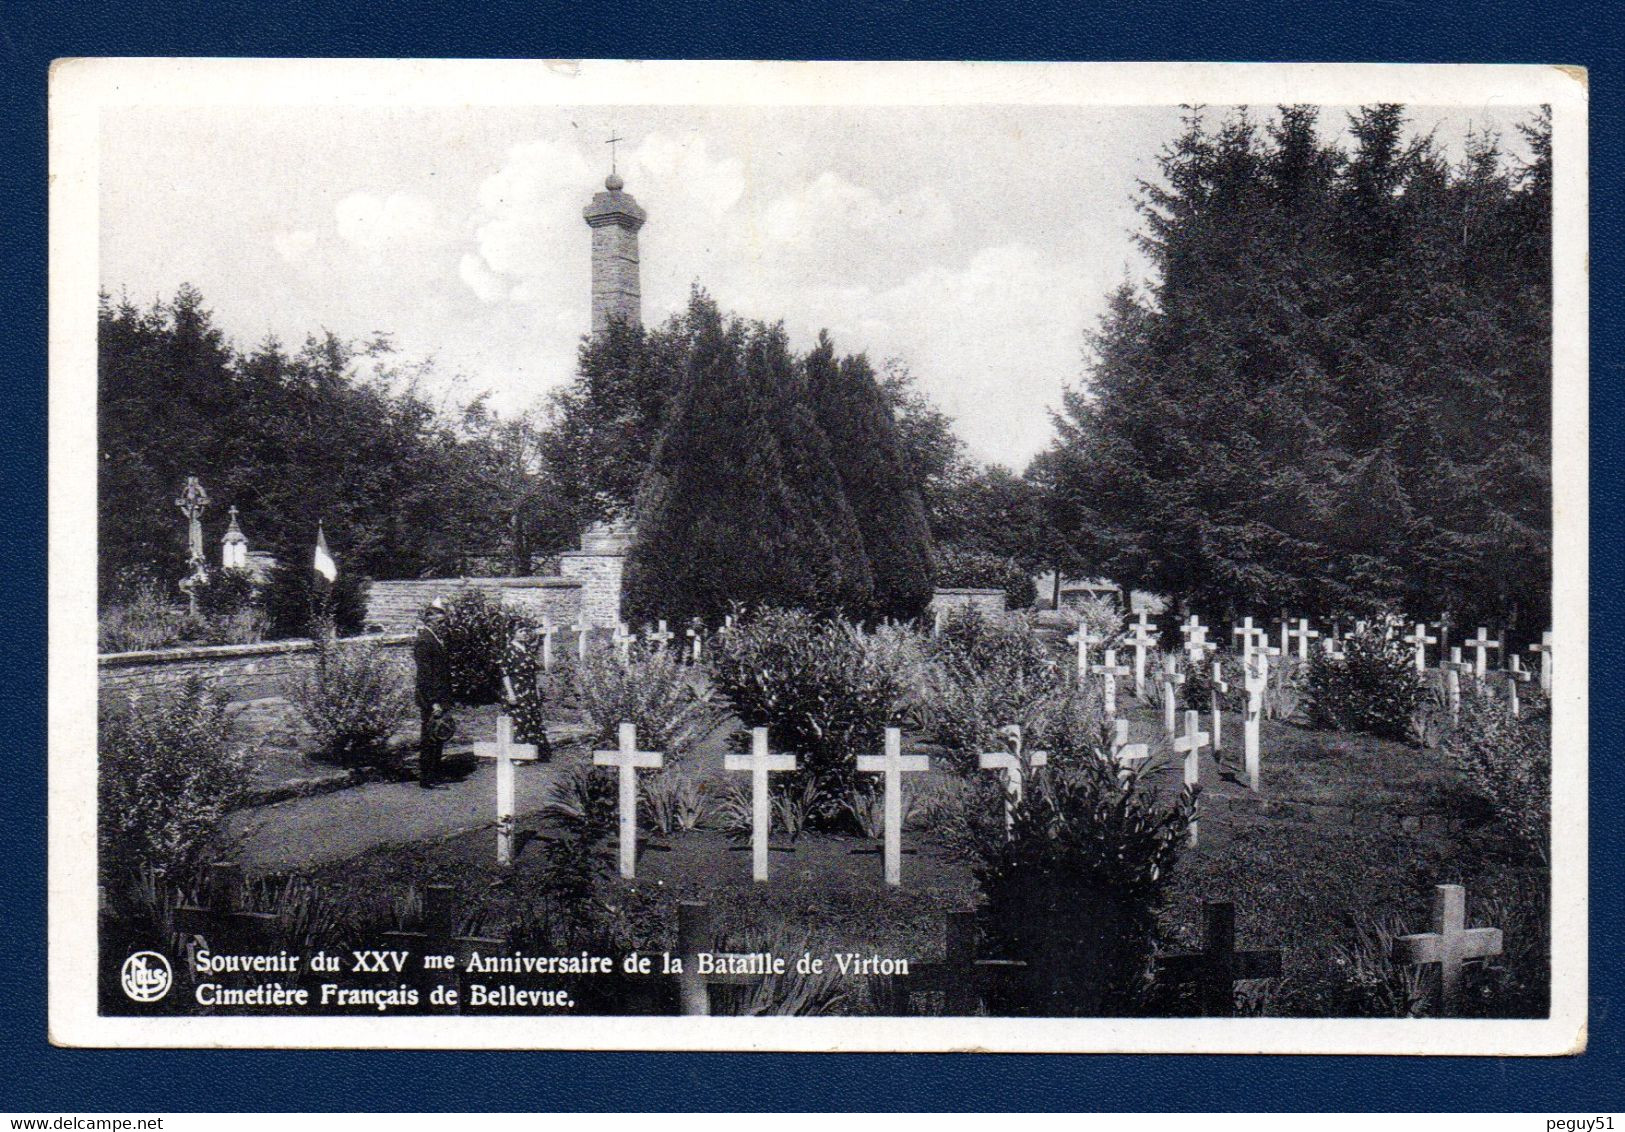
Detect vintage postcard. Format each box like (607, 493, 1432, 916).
(48, 58, 1587, 1053)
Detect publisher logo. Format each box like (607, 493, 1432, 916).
(121, 951, 172, 1003)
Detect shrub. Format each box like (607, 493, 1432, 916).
(541, 767, 618, 906)
(707, 607, 910, 799)
(440, 588, 534, 704)
(98, 678, 253, 887)
(98, 579, 192, 653)
(1070, 595, 1126, 650)
(566, 646, 722, 763)
(933, 544, 1037, 609)
(954, 753, 1196, 1015)
(1305, 630, 1425, 740)
(261, 559, 370, 640)
(206, 607, 269, 645)
(639, 770, 708, 836)
(922, 608, 1063, 770)
(1442, 684, 1550, 863)
(288, 636, 411, 766)
(195, 566, 259, 618)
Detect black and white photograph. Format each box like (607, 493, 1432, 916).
(47, 59, 1588, 1053)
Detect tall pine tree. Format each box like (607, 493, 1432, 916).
(805, 334, 936, 622)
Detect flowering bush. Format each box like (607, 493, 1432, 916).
(565, 646, 722, 764)
(707, 607, 911, 798)
(288, 636, 412, 765)
(1442, 683, 1550, 863)
(98, 678, 253, 886)
(1305, 629, 1425, 740)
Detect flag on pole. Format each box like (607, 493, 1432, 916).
(313, 523, 338, 582)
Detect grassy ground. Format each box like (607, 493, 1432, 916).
(114, 693, 1541, 1018)
(272, 698, 1542, 1017)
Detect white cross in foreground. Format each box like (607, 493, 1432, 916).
(979, 724, 1048, 836)
(592, 723, 663, 879)
(646, 619, 674, 652)
(612, 621, 635, 662)
(1391, 884, 1503, 1015)
(855, 728, 929, 886)
(724, 727, 797, 882)
(471, 714, 539, 866)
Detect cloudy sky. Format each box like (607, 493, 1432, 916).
(99, 101, 1536, 468)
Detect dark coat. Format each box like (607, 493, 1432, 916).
(414, 624, 453, 710)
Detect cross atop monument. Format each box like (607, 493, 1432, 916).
(606, 133, 625, 172)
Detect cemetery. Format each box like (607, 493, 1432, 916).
(94, 104, 1553, 1021)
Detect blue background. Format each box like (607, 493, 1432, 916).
(2, 0, 1618, 1112)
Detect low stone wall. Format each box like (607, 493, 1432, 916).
(365, 576, 583, 632)
(930, 587, 1007, 626)
(99, 633, 414, 710)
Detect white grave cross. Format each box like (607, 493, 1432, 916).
(1233, 617, 1259, 661)
(855, 727, 930, 886)
(1286, 618, 1320, 662)
(538, 617, 557, 672)
(1091, 648, 1132, 719)
(592, 723, 664, 879)
(1441, 646, 1472, 723)
(1242, 653, 1268, 792)
(1111, 718, 1151, 775)
(1465, 626, 1501, 680)
(646, 619, 675, 652)
(979, 724, 1048, 836)
(724, 727, 797, 882)
(1068, 624, 1105, 687)
(612, 621, 635, 662)
(1162, 656, 1186, 736)
(1171, 709, 1211, 847)
(1391, 884, 1503, 1015)
(1402, 622, 1438, 673)
(1209, 660, 1230, 752)
(1128, 610, 1157, 700)
(1490, 655, 1533, 718)
(1527, 630, 1553, 693)
(471, 714, 539, 866)
(570, 621, 591, 663)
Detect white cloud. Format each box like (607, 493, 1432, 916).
(458, 252, 507, 304)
